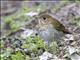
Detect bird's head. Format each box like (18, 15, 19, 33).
(37, 13, 54, 30)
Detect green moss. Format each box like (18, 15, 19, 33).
(22, 35, 45, 54)
(48, 42, 59, 54)
(0, 40, 5, 48)
(11, 51, 25, 60)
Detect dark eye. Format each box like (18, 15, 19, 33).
(43, 17, 46, 20)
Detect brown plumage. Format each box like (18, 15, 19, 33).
(37, 13, 71, 34)
(36, 13, 72, 45)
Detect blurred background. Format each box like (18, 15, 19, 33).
(0, 1, 80, 60)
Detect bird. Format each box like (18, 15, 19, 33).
(5, 10, 71, 46)
(35, 12, 71, 45)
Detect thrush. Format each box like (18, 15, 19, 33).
(35, 12, 71, 45)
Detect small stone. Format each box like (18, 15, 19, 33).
(39, 51, 53, 60)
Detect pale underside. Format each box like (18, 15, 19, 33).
(37, 24, 64, 44)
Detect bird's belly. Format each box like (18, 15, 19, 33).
(39, 29, 53, 43)
(37, 26, 64, 44)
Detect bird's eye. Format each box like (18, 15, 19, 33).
(43, 17, 46, 20)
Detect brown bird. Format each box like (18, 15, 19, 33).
(36, 12, 71, 45)
(5, 10, 71, 46)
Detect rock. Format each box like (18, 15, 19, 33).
(21, 29, 33, 39)
(39, 51, 53, 60)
